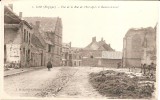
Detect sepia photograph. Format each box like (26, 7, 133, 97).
(0, 0, 159, 100)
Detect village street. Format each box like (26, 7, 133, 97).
(4, 67, 108, 98)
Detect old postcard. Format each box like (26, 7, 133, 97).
(0, 0, 159, 100)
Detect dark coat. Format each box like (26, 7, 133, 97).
(47, 61, 52, 68)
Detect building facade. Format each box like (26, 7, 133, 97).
(61, 42, 82, 66)
(81, 50, 122, 67)
(80, 36, 120, 67)
(4, 5, 34, 68)
(69, 47, 82, 66)
(4, 5, 63, 68)
(24, 17, 63, 66)
(122, 26, 157, 68)
(61, 42, 71, 66)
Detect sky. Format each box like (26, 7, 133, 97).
(3, 0, 159, 51)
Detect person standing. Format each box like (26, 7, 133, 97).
(143, 63, 147, 75)
(47, 61, 52, 71)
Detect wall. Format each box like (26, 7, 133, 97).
(82, 58, 121, 68)
(101, 59, 121, 68)
(6, 44, 21, 63)
(123, 27, 156, 67)
(4, 29, 18, 44)
(20, 23, 33, 68)
(80, 50, 102, 58)
(82, 58, 99, 67)
(52, 18, 62, 66)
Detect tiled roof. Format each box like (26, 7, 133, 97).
(24, 17, 59, 45)
(85, 40, 114, 51)
(41, 32, 54, 45)
(24, 17, 58, 32)
(31, 34, 44, 49)
(102, 51, 122, 59)
(85, 42, 99, 50)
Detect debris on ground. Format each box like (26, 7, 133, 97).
(89, 70, 155, 99)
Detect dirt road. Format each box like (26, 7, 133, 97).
(4, 67, 105, 98)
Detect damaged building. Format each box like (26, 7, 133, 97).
(122, 26, 157, 68)
(4, 5, 63, 68)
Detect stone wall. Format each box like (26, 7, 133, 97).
(82, 58, 99, 67)
(123, 27, 156, 67)
(101, 59, 121, 68)
(82, 58, 121, 68)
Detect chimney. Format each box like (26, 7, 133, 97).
(35, 21, 40, 29)
(19, 12, 22, 18)
(8, 4, 13, 10)
(101, 37, 103, 41)
(69, 42, 71, 47)
(92, 37, 96, 42)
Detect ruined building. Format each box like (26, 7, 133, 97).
(122, 26, 157, 67)
(24, 17, 63, 66)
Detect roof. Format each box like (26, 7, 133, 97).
(41, 32, 54, 45)
(85, 39, 114, 51)
(23, 17, 58, 32)
(4, 6, 21, 24)
(71, 47, 83, 51)
(62, 43, 71, 48)
(29, 23, 53, 45)
(24, 17, 61, 45)
(4, 6, 32, 29)
(102, 51, 122, 59)
(31, 34, 45, 49)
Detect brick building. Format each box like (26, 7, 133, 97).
(4, 5, 33, 68)
(70, 47, 82, 66)
(61, 42, 82, 66)
(81, 51, 122, 67)
(61, 42, 71, 66)
(4, 4, 63, 68)
(122, 26, 157, 68)
(80, 37, 121, 67)
(24, 17, 63, 66)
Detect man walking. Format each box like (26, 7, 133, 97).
(47, 61, 52, 71)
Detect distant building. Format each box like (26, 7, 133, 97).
(70, 47, 82, 66)
(122, 26, 156, 67)
(84, 37, 114, 51)
(80, 37, 121, 67)
(61, 42, 82, 66)
(24, 17, 63, 66)
(81, 50, 122, 67)
(61, 42, 71, 66)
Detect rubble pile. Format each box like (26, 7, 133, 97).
(89, 70, 155, 99)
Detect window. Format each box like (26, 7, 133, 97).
(4, 45, 6, 62)
(90, 55, 94, 58)
(26, 31, 28, 43)
(24, 29, 26, 42)
(23, 48, 25, 56)
(48, 45, 52, 52)
(29, 33, 30, 44)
